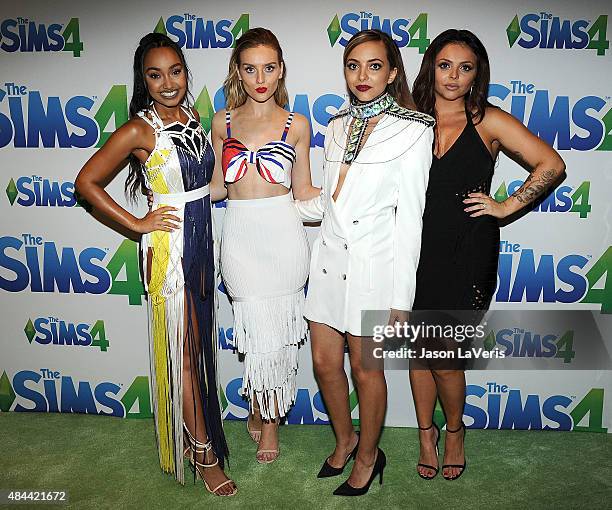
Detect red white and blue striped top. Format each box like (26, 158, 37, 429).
(221, 111, 297, 188)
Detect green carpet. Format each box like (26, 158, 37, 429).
(1, 413, 610, 509)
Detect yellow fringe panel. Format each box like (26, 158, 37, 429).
(148, 227, 173, 474)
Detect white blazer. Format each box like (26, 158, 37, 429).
(296, 107, 434, 336)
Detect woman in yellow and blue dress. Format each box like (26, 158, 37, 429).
(76, 33, 236, 497)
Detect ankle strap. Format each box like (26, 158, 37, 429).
(183, 423, 214, 455)
(418, 423, 435, 431)
(445, 423, 465, 434)
(194, 455, 219, 469)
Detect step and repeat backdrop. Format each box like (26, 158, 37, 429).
(1, 0, 610, 432)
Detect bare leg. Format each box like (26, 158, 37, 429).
(310, 322, 359, 468)
(433, 369, 466, 479)
(410, 368, 439, 477)
(345, 335, 386, 488)
(247, 404, 263, 443)
(256, 395, 280, 463)
(182, 292, 236, 495)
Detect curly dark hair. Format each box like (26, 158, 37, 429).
(413, 29, 492, 123)
(125, 32, 192, 200)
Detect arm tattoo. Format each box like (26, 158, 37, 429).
(511, 169, 557, 204)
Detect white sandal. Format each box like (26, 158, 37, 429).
(183, 425, 237, 496)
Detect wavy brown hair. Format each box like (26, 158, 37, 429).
(413, 29, 492, 123)
(224, 28, 289, 110)
(343, 29, 416, 109)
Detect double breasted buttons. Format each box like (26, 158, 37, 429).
(344, 243, 348, 250)
(322, 268, 327, 274)
(322, 239, 326, 246)
(353, 220, 359, 225)
(342, 274, 347, 280)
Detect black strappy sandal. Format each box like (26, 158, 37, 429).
(416, 422, 440, 480)
(442, 422, 467, 481)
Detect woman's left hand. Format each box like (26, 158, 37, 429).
(463, 192, 510, 218)
(388, 309, 409, 327)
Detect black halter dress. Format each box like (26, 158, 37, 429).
(413, 114, 499, 313)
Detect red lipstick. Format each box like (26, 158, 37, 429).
(356, 85, 372, 92)
(256, 87, 268, 93)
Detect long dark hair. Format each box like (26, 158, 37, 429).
(413, 29, 492, 123)
(343, 29, 416, 109)
(126, 32, 192, 201)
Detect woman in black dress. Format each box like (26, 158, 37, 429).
(410, 29, 565, 481)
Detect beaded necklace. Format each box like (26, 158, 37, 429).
(343, 92, 394, 164)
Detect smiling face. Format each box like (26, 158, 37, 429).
(434, 42, 477, 102)
(344, 40, 397, 102)
(238, 44, 283, 103)
(142, 46, 187, 108)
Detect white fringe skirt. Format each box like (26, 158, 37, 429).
(220, 193, 310, 420)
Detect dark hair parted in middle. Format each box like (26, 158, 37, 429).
(413, 29, 492, 123)
(126, 32, 192, 200)
(343, 29, 416, 110)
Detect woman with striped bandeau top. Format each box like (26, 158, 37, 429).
(209, 27, 320, 464)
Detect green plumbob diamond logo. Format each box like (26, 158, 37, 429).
(193, 86, 215, 134)
(153, 13, 249, 48)
(506, 13, 609, 55)
(507, 15, 521, 47)
(0, 371, 16, 412)
(327, 12, 430, 52)
(6, 178, 17, 205)
(328, 14, 341, 46)
(24, 318, 35, 343)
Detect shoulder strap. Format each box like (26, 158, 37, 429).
(281, 112, 295, 141)
(225, 110, 232, 137)
(137, 110, 157, 129)
(181, 104, 195, 121)
(137, 107, 165, 132)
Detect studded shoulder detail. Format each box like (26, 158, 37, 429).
(330, 104, 435, 127)
(385, 104, 435, 127)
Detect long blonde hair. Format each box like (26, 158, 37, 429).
(224, 27, 289, 110)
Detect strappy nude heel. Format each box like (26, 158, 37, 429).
(247, 405, 262, 444)
(183, 425, 237, 496)
(256, 419, 280, 464)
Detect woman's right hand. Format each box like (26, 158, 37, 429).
(133, 206, 181, 233)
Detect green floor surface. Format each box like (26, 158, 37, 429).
(1, 413, 610, 509)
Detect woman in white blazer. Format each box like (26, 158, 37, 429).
(295, 30, 434, 496)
